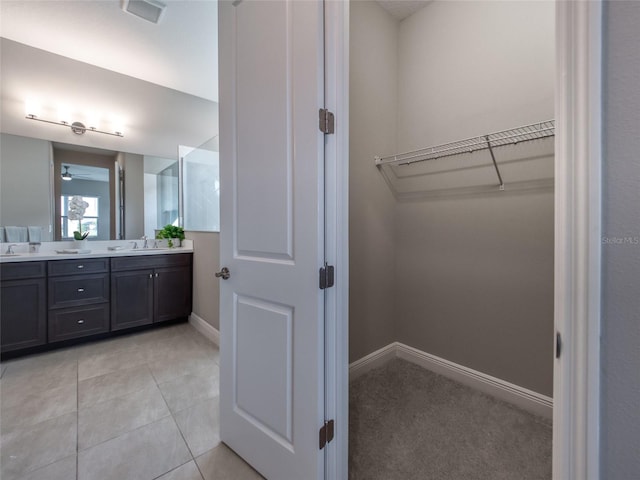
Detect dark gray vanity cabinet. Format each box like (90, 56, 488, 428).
(110, 268, 155, 331)
(47, 258, 110, 342)
(0, 262, 47, 352)
(111, 253, 192, 331)
(1, 252, 192, 355)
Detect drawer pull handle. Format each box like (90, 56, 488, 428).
(155, 273, 159, 278)
(77, 320, 85, 324)
(149, 274, 153, 279)
(77, 288, 85, 293)
(77, 265, 84, 269)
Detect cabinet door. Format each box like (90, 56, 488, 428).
(1, 278, 47, 352)
(111, 269, 154, 331)
(154, 266, 192, 323)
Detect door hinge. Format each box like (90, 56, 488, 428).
(319, 419, 335, 449)
(556, 332, 562, 359)
(319, 263, 335, 290)
(319, 108, 335, 134)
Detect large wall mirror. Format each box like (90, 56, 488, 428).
(0, 133, 186, 242)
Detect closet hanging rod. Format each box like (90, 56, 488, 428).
(374, 120, 555, 167)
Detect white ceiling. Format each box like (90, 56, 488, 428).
(0, 0, 218, 102)
(376, 0, 432, 21)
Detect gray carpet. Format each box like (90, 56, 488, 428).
(349, 359, 552, 480)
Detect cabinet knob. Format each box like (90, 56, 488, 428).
(77, 320, 85, 324)
(155, 273, 159, 278)
(149, 274, 153, 279)
(77, 265, 84, 269)
(77, 288, 85, 293)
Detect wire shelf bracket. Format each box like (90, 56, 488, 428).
(375, 120, 555, 191)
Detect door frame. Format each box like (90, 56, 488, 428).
(323, 1, 349, 479)
(553, 1, 602, 479)
(328, 1, 603, 479)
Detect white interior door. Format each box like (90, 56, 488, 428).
(218, 1, 326, 479)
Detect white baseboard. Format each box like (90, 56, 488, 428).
(349, 343, 397, 381)
(350, 342, 553, 419)
(189, 313, 220, 346)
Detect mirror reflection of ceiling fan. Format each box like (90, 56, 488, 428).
(61, 165, 92, 181)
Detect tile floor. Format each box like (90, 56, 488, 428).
(0, 323, 264, 480)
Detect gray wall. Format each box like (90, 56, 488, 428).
(601, 1, 640, 476)
(186, 231, 220, 329)
(0, 133, 52, 240)
(350, 1, 555, 396)
(349, 0, 398, 362)
(395, 0, 555, 397)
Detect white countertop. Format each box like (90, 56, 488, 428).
(0, 239, 194, 263)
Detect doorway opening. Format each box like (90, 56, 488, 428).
(347, 2, 555, 478)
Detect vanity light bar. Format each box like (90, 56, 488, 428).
(25, 114, 124, 138)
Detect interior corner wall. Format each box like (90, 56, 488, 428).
(349, 0, 398, 362)
(393, 1, 555, 396)
(601, 1, 640, 476)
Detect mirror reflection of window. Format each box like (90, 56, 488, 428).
(60, 195, 99, 238)
(56, 162, 112, 240)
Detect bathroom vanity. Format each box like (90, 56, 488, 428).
(0, 246, 193, 356)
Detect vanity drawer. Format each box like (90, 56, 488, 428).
(49, 304, 109, 342)
(0, 261, 46, 280)
(48, 274, 109, 309)
(111, 253, 192, 271)
(48, 258, 109, 276)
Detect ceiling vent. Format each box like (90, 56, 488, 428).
(122, 0, 166, 24)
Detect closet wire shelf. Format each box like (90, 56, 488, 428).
(375, 120, 555, 190)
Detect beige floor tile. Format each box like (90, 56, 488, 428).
(158, 366, 219, 413)
(156, 460, 204, 480)
(78, 346, 151, 381)
(78, 384, 170, 450)
(78, 364, 156, 409)
(149, 352, 216, 384)
(1, 356, 77, 401)
(148, 338, 216, 363)
(1, 383, 77, 434)
(0, 412, 77, 480)
(174, 397, 220, 457)
(195, 444, 265, 480)
(78, 416, 191, 480)
(15, 455, 76, 480)
(3, 347, 78, 373)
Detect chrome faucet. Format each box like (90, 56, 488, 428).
(5, 244, 17, 254)
(130, 241, 138, 250)
(141, 235, 149, 249)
